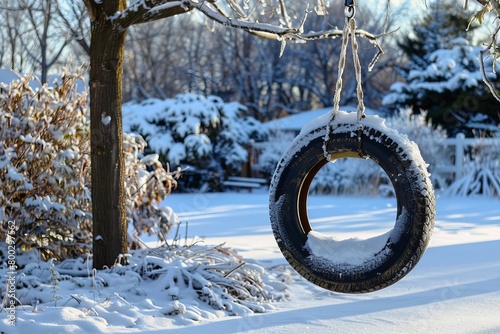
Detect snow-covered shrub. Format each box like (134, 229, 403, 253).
(0, 75, 92, 259)
(123, 133, 181, 248)
(285, 110, 446, 196)
(123, 94, 267, 186)
(0, 241, 287, 315)
(259, 128, 394, 196)
(258, 129, 384, 195)
(309, 159, 385, 196)
(260, 108, 448, 196)
(386, 108, 449, 178)
(444, 161, 500, 197)
(0, 74, 180, 260)
(381, 108, 450, 191)
(257, 130, 296, 179)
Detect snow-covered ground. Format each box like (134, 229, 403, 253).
(2, 190, 500, 333)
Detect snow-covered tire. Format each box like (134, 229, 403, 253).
(269, 114, 435, 293)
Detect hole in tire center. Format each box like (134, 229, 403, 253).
(306, 158, 397, 244)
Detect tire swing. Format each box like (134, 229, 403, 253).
(269, 1, 436, 293)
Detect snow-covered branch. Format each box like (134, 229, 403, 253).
(190, 1, 300, 37)
(109, 0, 386, 64)
(110, 0, 191, 29)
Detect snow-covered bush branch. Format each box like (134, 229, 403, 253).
(0, 73, 180, 260)
(123, 133, 181, 248)
(319, 109, 448, 196)
(256, 130, 296, 179)
(386, 108, 449, 175)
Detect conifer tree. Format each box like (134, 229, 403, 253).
(383, 1, 499, 136)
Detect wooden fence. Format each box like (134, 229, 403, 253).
(435, 133, 499, 179)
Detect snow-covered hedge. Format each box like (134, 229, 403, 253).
(0, 74, 179, 260)
(123, 94, 267, 180)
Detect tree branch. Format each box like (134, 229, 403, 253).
(479, 23, 500, 102)
(82, 0, 98, 22)
(110, 0, 192, 29)
(190, 1, 300, 38)
(195, 0, 387, 68)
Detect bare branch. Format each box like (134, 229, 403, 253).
(465, 0, 500, 101)
(55, 2, 90, 55)
(479, 24, 500, 102)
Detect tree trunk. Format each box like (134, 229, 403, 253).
(89, 4, 128, 269)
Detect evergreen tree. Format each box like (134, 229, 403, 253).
(383, 1, 499, 136)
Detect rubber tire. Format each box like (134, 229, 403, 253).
(269, 123, 435, 293)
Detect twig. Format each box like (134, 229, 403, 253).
(479, 24, 500, 102)
(223, 262, 246, 278)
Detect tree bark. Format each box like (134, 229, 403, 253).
(88, 0, 128, 269)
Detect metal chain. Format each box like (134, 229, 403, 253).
(323, 1, 367, 160)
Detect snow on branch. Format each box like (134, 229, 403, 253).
(293, 28, 388, 71)
(192, 1, 300, 37)
(194, 1, 386, 63)
(110, 0, 191, 29)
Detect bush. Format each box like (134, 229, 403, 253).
(0, 74, 92, 259)
(386, 108, 449, 174)
(123, 133, 181, 248)
(310, 159, 386, 196)
(0, 73, 179, 260)
(122, 94, 268, 189)
(0, 241, 287, 314)
(256, 130, 296, 179)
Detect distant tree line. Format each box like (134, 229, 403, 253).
(0, 1, 403, 120)
(0, 1, 497, 128)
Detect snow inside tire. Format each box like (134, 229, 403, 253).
(269, 111, 435, 293)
